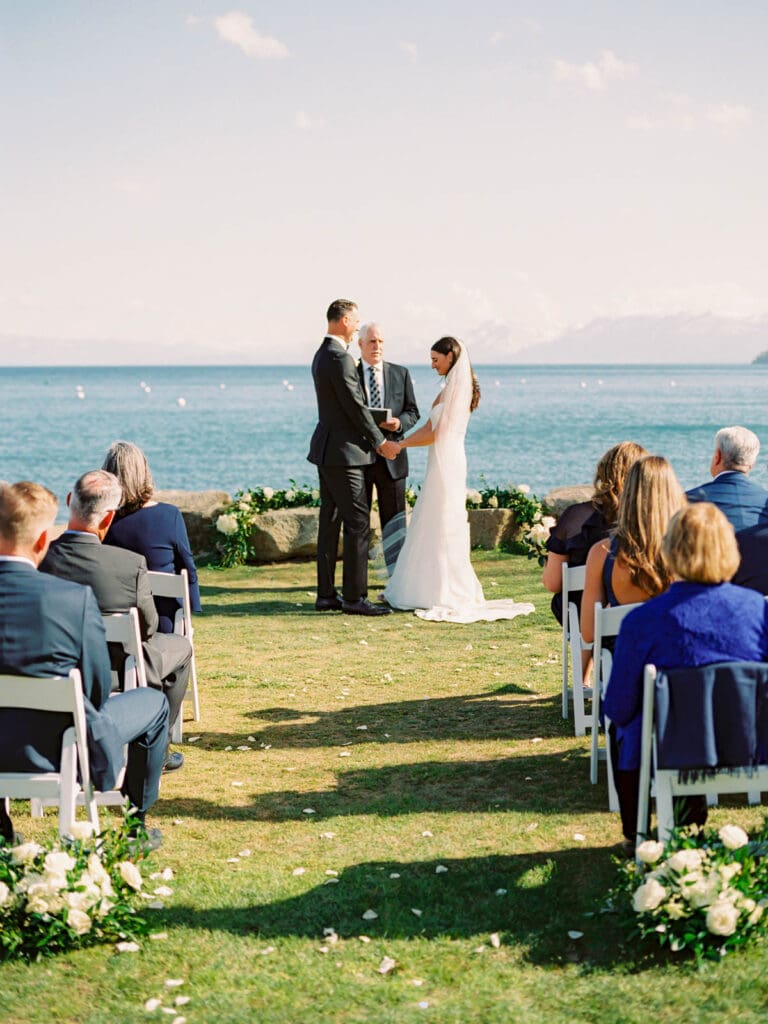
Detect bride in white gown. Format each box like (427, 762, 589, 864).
(383, 337, 535, 623)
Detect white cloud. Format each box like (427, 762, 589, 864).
(185, 14, 201, 27)
(399, 41, 418, 61)
(295, 110, 325, 131)
(553, 49, 637, 91)
(214, 11, 289, 60)
(707, 102, 751, 127)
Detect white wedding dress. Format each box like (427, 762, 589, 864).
(383, 347, 535, 624)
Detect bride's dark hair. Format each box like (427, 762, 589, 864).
(431, 336, 481, 412)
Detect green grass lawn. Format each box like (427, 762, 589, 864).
(4, 552, 768, 1023)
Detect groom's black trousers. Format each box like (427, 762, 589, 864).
(317, 465, 370, 602)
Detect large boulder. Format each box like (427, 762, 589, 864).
(155, 489, 231, 559)
(543, 485, 594, 518)
(248, 507, 322, 561)
(468, 508, 520, 549)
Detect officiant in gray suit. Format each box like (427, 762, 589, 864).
(357, 322, 420, 530)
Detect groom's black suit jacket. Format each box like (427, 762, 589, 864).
(357, 360, 420, 481)
(308, 336, 385, 466)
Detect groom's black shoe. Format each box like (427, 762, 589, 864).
(342, 598, 392, 617)
(315, 594, 343, 611)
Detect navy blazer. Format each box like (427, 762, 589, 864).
(686, 471, 768, 530)
(307, 337, 385, 467)
(734, 523, 768, 594)
(0, 560, 117, 781)
(357, 360, 420, 481)
(604, 581, 768, 771)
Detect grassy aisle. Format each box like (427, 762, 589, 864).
(3, 553, 768, 1023)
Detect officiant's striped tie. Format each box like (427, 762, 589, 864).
(368, 366, 381, 407)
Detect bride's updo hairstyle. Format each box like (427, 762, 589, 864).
(431, 336, 481, 412)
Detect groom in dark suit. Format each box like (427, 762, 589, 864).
(357, 322, 420, 530)
(308, 299, 399, 616)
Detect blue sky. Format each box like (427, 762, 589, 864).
(1, 1, 766, 363)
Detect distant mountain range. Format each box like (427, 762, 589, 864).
(505, 313, 768, 364)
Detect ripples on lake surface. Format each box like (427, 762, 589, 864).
(3, 364, 768, 517)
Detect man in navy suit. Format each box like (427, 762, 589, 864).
(0, 481, 168, 846)
(356, 322, 420, 531)
(308, 299, 399, 616)
(686, 426, 768, 530)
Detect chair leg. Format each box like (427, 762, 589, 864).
(655, 773, 675, 843)
(58, 730, 77, 838)
(190, 653, 200, 721)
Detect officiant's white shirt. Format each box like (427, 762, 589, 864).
(360, 358, 384, 405)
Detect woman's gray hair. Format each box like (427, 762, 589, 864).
(102, 440, 153, 516)
(714, 426, 760, 471)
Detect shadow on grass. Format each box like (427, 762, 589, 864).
(239, 688, 566, 747)
(159, 847, 636, 968)
(159, 749, 603, 820)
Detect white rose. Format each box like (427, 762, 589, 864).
(632, 878, 667, 913)
(87, 853, 111, 887)
(44, 851, 75, 876)
(667, 848, 703, 874)
(719, 862, 743, 882)
(237, 500, 251, 512)
(311, 489, 320, 500)
(65, 890, 91, 912)
(541, 515, 557, 530)
(636, 840, 665, 865)
(0, 881, 11, 907)
(488, 495, 499, 508)
(10, 842, 43, 865)
(67, 821, 95, 841)
(26, 895, 50, 915)
(262, 487, 274, 500)
(527, 523, 549, 544)
(684, 874, 720, 909)
(466, 489, 482, 505)
(748, 904, 764, 926)
(215, 513, 239, 536)
(67, 908, 92, 936)
(517, 484, 531, 494)
(118, 861, 144, 892)
(97, 897, 115, 919)
(285, 490, 296, 502)
(719, 825, 749, 850)
(43, 872, 69, 893)
(706, 899, 740, 937)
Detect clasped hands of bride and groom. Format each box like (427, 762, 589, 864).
(308, 299, 535, 624)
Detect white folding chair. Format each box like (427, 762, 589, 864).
(637, 662, 768, 850)
(147, 569, 200, 743)
(103, 608, 148, 691)
(561, 563, 588, 732)
(0, 669, 99, 837)
(589, 602, 642, 811)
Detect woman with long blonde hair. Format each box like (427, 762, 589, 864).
(581, 455, 687, 646)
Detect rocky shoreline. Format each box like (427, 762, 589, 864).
(152, 485, 593, 563)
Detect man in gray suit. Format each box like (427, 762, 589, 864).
(0, 480, 168, 847)
(357, 322, 420, 531)
(41, 471, 191, 772)
(308, 299, 399, 616)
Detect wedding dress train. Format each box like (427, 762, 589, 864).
(383, 371, 535, 624)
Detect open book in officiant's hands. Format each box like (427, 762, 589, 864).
(368, 407, 392, 427)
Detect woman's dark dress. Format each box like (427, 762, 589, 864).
(545, 500, 609, 624)
(105, 503, 202, 633)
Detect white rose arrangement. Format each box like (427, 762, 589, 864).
(0, 818, 171, 962)
(610, 820, 768, 963)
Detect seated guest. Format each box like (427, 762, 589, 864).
(581, 455, 686, 647)
(101, 441, 202, 633)
(41, 470, 191, 773)
(542, 441, 647, 624)
(686, 425, 768, 530)
(733, 521, 768, 593)
(604, 502, 768, 850)
(0, 481, 169, 847)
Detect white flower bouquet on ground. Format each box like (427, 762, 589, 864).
(608, 819, 768, 963)
(0, 818, 164, 962)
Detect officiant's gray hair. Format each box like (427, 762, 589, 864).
(358, 323, 380, 343)
(715, 426, 760, 471)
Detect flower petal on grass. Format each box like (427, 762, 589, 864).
(421, 830, 433, 838)
(150, 932, 168, 940)
(226, 857, 240, 864)
(573, 833, 586, 842)
(318, 946, 330, 954)
(320, 831, 336, 838)
(164, 979, 185, 988)
(474, 945, 486, 953)
(231, 781, 244, 788)
(362, 909, 379, 920)
(115, 941, 139, 953)
(568, 931, 584, 940)
(239, 849, 252, 857)
(411, 908, 422, 917)
(490, 933, 501, 948)
(260, 946, 275, 955)
(525, 823, 539, 832)
(359, 640, 369, 646)
(172, 818, 184, 825)
(174, 996, 191, 1006)
(302, 808, 316, 815)
(236, 745, 251, 751)
(356, 725, 368, 730)
(359, 935, 371, 943)
(153, 886, 173, 897)
(531, 737, 543, 744)
(495, 889, 507, 896)
(187, 736, 201, 743)
(339, 751, 351, 757)
(148, 900, 165, 909)
(378, 956, 397, 975)
(435, 865, 448, 874)
(292, 867, 306, 876)
(389, 872, 401, 879)
(144, 998, 162, 1011)
(247, 735, 256, 742)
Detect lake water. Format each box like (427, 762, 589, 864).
(2, 363, 768, 518)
